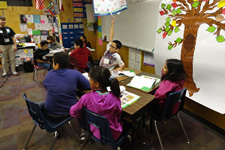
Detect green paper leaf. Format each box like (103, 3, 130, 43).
(157, 28, 162, 34)
(165, 27, 170, 32)
(176, 37, 182, 43)
(216, 36, 225, 42)
(172, 9, 177, 16)
(192, 1, 200, 8)
(166, 17, 171, 22)
(168, 45, 173, 50)
(164, 22, 170, 27)
(174, 27, 180, 33)
(166, 4, 172, 10)
(167, 30, 173, 36)
(161, 3, 166, 9)
(176, 8, 182, 14)
(206, 26, 216, 33)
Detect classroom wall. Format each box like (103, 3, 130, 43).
(2, 0, 224, 131)
(59, 0, 96, 51)
(0, 0, 50, 34)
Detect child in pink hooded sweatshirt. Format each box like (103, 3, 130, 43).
(151, 59, 186, 115)
(70, 66, 122, 141)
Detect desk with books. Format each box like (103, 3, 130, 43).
(120, 71, 160, 121)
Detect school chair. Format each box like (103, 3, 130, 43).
(22, 93, 73, 150)
(149, 88, 190, 150)
(81, 108, 133, 150)
(32, 59, 47, 84)
(69, 57, 79, 70)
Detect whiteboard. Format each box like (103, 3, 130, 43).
(101, 0, 160, 52)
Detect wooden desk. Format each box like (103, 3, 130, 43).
(82, 70, 160, 121)
(115, 68, 142, 82)
(121, 72, 160, 121)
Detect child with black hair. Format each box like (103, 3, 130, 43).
(33, 40, 51, 71)
(70, 39, 90, 71)
(43, 52, 90, 120)
(70, 66, 122, 141)
(150, 59, 186, 115)
(47, 35, 61, 50)
(80, 35, 91, 48)
(99, 16, 125, 71)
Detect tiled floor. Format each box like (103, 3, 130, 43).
(1, 69, 225, 150)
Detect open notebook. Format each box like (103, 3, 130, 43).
(127, 75, 160, 92)
(120, 91, 140, 108)
(107, 86, 140, 108)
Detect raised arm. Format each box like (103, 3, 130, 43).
(109, 16, 115, 43)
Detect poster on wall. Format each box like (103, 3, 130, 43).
(93, 0, 127, 16)
(154, 0, 225, 114)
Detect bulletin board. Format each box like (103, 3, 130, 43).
(19, 14, 53, 43)
(61, 23, 84, 48)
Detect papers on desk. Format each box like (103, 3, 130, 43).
(82, 72, 90, 80)
(107, 86, 140, 108)
(120, 91, 140, 108)
(111, 70, 136, 77)
(127, 75, 160, 92)
(86, 47, 95, 52)
(45, 48, 64, 57)
(24, 43, 36, 47)
(48, 48, 64, 54)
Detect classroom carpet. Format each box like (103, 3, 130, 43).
(0, 68, 225, 150)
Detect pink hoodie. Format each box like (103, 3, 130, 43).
(154, 79, 184, 115)
(70, 91, 122, 141)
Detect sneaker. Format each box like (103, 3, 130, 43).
(13, 72, 18, 75)
(2, 72, 7, 77)
(80, 131, 87, 141)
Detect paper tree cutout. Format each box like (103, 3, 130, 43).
(157, 0, 225, 96)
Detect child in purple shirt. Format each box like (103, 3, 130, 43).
(151, 59, 186, 115)
(43, 52, 90, 119)
(70, 66, 122, 141)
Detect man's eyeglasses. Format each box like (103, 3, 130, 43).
(110, 45, 117, 49)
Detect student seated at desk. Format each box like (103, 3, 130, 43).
(47, 35, 61, 50)
(99, 16, 125, 71)
(70, 39, 90, 72)
(43, 52, 90, 120)
(150, 59, 186, 115)
(70, 66, 122, 141)
(33, 40, 52, 71)
(80, 35, 91, 48)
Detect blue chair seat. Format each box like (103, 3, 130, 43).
(81, 108, 133, 150)
(22, 93, 73, 150)
(149, 88, 190, 150)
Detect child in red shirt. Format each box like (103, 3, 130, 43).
(70, 39, 90, 71)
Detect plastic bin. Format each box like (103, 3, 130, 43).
(23, 61, 34, 72)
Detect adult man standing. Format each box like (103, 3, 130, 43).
(0, 16, 18, 76)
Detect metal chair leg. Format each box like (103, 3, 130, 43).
(154, 120, 164, 150)
(35, 69, 39, 84)
(142, 115, 146, 144)
(33, 69, 36, 81)
(23, 124, 37, 150)
(50, 131, 59, 150)
(42, 69, 47, 78)
(177, 114, 190, 144)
